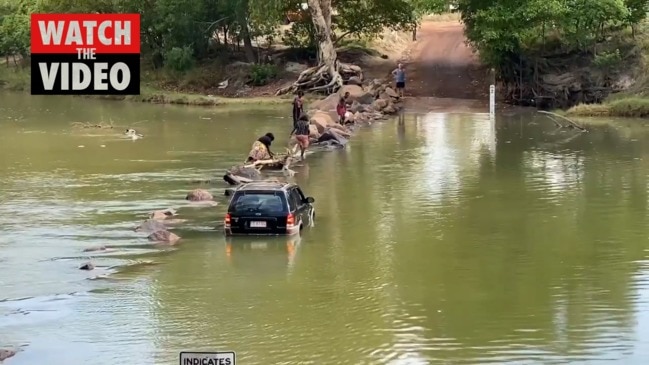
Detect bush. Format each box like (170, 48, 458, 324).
(281, 21, 317, 49)
(593, 49, 622, 69)
(164, 46, 194, 72)
(249, 64, 279, 86)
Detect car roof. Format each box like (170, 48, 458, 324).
(234, 181, 295, 192)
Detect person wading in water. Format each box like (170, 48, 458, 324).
(292, 91, 304, 129)
(290, 114, 311, 160)
(391, 63, 406, 97)
(246, 133, 275, 163)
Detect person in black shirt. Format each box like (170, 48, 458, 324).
(247, 132, 275, 163)
(290, 114, 310, 160)
(292, 91, 304, 128)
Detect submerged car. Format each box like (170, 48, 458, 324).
(223, 181, 315, 236)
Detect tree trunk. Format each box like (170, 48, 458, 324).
(240, 23, 256, 63)
(320, 0, 332, 33)
(307, 0, 341, 90)
(275, 0, 362, 95)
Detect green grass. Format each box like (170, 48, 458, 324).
(566, 97, 649, 118)
(566, 20, 649, 118)
(0, 63, 291, 106)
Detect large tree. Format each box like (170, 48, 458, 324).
(277, 0, 419, 95)
(276, 0, 361, 95)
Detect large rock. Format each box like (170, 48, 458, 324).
(349, 101, 368, 113)
(383, 104, 397, 114)
(353, 111, 366, 123)
(379, 91, 394, 101)
(310, 111, 336, 133)
(311, 93, 339, 112)
(228, 165, 261, 180)
(134, 219, 168, 233)
(308, 124, 320, 138)
(148, 230, 181, 244)
(317, 129, 348, 146)
(79, 262, 94, 270)
(339, 85, 374, 104)
(150, 208, 177, 220)
(328, 124, 351, 137)
(186, 189, 213, 202)
(385, 87, 399, 98)
(347, 76, 363, 86)
(0, 349, 16, 362)
(372, 98, 388, 110)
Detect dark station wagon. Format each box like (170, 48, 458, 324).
(224, 182, 315, 236)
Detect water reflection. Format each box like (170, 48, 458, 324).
(224, 235, 302, 273)
(3, 91, 649, 364)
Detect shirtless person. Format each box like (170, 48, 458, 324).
(292, 91, 304, 129)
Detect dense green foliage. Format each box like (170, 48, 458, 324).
(457, 0, 647, 69)
(0, 0, 445, 66)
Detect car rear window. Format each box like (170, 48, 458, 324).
(229, 192, 287, 215)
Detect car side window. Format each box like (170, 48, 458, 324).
(289, 188, 302, 210)
(296, 188, 307, 202)
(287, 189, 298, 212)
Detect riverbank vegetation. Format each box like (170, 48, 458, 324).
(457, 0, 649, 114)
(0, 0, 448, 102)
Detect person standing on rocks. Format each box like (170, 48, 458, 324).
(290, 114, 311, 160)
(392, 63, 406, 97)
(292, 91, 305, 128)
(337, 96, 348, 125)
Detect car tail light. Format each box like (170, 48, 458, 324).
(224, 213, 231, 228)
(286, 213, 295, 229)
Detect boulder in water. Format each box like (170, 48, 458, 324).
(228, 165, 262, 180)
(148, 230, 181, 244)
(79, 262, 95, 270)
(0, 349, 17, 362)
(186, 189, 213, 202)
(134, 219, 167, 233)
(149, 208, 177, 220)
(317, 129, 348, 146)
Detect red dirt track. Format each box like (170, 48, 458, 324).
(403, 21, 489, 110)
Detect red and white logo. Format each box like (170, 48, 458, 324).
(30, 13, 140, 95)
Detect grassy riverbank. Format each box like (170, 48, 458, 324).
(0, 64, 293, 106)
(565, 21, 649, 118)
(0, 25, 413, 107)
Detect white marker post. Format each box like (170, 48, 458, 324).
(489, 84, 495, 121)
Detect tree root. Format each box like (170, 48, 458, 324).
(276, 60, 363, 95)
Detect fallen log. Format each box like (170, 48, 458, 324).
(223, 172, 254, 186)
(537, 110, 587, 132)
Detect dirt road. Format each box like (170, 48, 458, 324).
(404, 21, 489, 103)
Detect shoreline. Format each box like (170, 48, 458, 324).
(563, 97, 649, 118)
(0, 75, 294, 107)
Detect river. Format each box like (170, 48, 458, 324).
(1, 92, 649, 364)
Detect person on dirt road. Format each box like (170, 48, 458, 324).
(292, 91, 305, 129)
(392, 63, 405, 97)
(289, 114, 311, 160)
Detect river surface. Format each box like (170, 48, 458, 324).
(1, 92, 649, 364)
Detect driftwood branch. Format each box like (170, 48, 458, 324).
(538, 110, 587, 132)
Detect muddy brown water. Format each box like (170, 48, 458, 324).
(2, 92, 649, 364)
